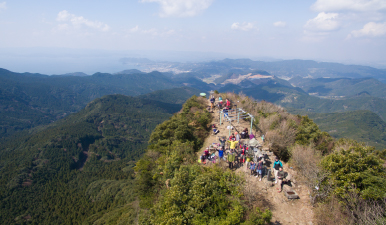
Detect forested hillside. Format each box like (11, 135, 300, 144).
(0, 94, 182, 224)
(1, 92, 385, 224)
(0, 67, 208, 138)
(289, 109, 386, 149)
(290, 76, 386, 98)
(138, 86, 200, 104)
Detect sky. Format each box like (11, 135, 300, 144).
(0, 0, 386, 74)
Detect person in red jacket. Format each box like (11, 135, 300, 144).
(226, 99, 231, 109)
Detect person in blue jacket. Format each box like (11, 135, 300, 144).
(217, 147, 224, 161)
(273, 157, 283, 184)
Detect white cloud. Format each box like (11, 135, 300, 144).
(273, 21, 287, 27)
(141, 0, 214, 17)
(304, 12, 341, 31)
(56, 10, 110, 32)
(129, 25, 139, 33)
(0, 2, 6, 11)
(348, 21, 386, 38)
(231, 22, 256, 31)
(311, 0, 386, 12)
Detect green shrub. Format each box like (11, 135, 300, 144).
(321, 141, 386, 200)
(295, 115, 333, 154)
(242, 207, 272, 225)
(148, 165, 244, 225)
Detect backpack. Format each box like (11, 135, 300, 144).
(274, 161, 281, 170)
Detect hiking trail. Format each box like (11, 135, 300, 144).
(198, 99, 314, 225)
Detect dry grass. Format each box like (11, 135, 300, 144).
(290, 144, 332, 205)
(314, 196, 348, 225)
(343, 191, 386, 225)
(265, 120, 297, 159)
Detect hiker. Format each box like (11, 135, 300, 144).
(235, 132, 240, 142)
(207, 153, 216, 163)
(210, 95, 215, 112)
(200, 154, 206, 164)
(219, 137, 226, 150)
(241, 128, 248, 139)
(261, 134, 265, 142)
(249, 161, 256, 176)
(226, 99, 231, 109)
(212, 124, 219, 135)
(223, 107, 229, 118)
(249, 132, 255, 140)
(257, 154, 264, 162)
(277, 167, 285, 192)
(273, 157, 283, 184)
(217, 101, 223, 109)
(204, 148, 210, 160)
(227, 150, 236, 169)
(219, 96, 223, 104)
(239, 144, 246, 165)
(227, 139, 238, 151)
(217, 147, 224, 161)
(255, 158, 263, 181)
(229, 133, 236, 141)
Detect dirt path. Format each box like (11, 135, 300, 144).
(199, 100, 314, 225)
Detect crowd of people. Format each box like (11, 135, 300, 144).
(200, 129, 288, 191)
(209, 95, 232, 114)
(203, 95, 289, 192)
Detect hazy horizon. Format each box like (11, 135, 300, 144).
(1, 0, 386, 74)
(1, 47, 386, 75)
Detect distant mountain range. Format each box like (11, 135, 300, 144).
(169, 58, 386, 82)
(0, 68, 206, 137)
(2, 56, 386, 150)
(290, 76, 386, 98)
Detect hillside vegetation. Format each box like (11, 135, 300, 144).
(134, 95, 274, 224)
(220, 93, 386, 224)
(289, 109, 386, 149)
(0, 68, 208, 138)
(0, 94, 182, 224)
(1, 91, 385, 224)
(134, 93, 386, 224)
(290, 76, 386, 98)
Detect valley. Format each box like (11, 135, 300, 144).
(1, 58, 386, 224)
